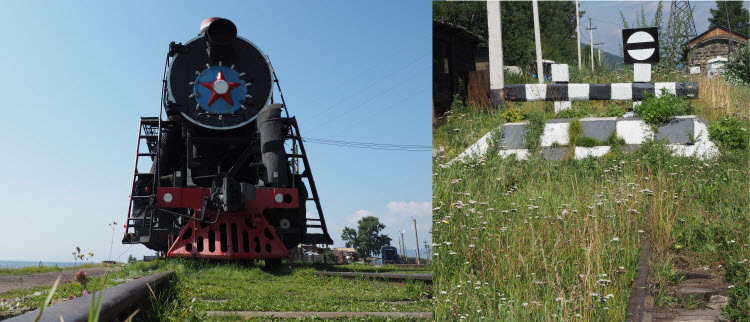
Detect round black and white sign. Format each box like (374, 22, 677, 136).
(622, 27, 659, 64)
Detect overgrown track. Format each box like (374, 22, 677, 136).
(314, 272, 433, 284)
(8, 271, 173, 322)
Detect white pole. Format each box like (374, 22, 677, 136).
(589, 18, 594, 72)
(576, 0, 581, 70)
(533, 0, 543, 84)
(598, 44, 602, 67)
(487, 1, 504, 92)
(412, 217, 420, 265)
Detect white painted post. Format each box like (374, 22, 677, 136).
(552, 64, 571, 113)
(487, 1, 504, 103)
(532, 0, 543, 84)
(575, 0, 581, 70)
(633, 63, 651, 109)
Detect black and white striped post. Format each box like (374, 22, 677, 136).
(502, 81, 698, 102)
(633, 63, 651, 108)
(552, 64, 571, 113)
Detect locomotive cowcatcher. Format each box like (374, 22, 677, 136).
(122, 18, 333, 262)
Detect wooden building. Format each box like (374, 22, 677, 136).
(688, 26, 748, 74)
(433, 20, 483, 121)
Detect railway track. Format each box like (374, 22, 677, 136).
(7, 271, 173, 322)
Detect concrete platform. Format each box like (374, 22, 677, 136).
(446, 115, 719, 165)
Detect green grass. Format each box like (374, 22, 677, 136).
(433, 100, 749, 320)
(3, 259, 433, 320)
(0, 261, 167, 314)
(0, 263, 108, 276)
(105, 259, 432, 321)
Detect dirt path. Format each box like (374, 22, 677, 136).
(0, 267, 121, 294)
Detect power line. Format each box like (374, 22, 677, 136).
(304, 63, 430, 134)
(304, 54, 429, 123)
(331, 87, 429, 135)
(302, 137, 431, 151)
(582, 14, 624, 27)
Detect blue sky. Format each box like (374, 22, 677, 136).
(0, 1, 432, 262)
(580, 0, 750, 56)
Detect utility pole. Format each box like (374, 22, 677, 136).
(532, 0, 544, 83)
(595, 42, 605, 67)
(412, 217, 420, 265)
(423, 238, 430, 263)
(486, 1, 504, 104)
(586, 18, 597, 72)
(575, 0, 582, 70)
(399, 230, 405, 263)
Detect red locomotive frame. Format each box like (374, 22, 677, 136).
(158, 187, 297, 259)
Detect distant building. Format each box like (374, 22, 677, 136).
(688, 26, 748, 74)
(433, 20, 483, 120)
(332, 247, 358, 264)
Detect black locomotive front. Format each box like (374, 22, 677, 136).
(122, 18, 332, 260)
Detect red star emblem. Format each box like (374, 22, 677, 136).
(200, 71, 242, 106)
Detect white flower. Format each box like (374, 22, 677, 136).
(611, 237, 620, 242)
(522, 302, 528, 307)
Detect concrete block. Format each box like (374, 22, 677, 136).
(540, 121, 570, 147)
(499, 122, 528, 149)
(616, 119, 654, 145)
(656, 116, 694, 144)
(634, 63, 651, 82)
(551, 64, 569, 83)
(575, 146, 610, 159)
(580, 117, 617, 142)
(540, 147, 569, 160)
(498, 149, 530, 161)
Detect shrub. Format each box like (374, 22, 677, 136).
(605, 131, 626, 147)
(724, 44, 749, 84)
(557, 104, 594, 119)
(635, 89, 690, 127)
(708, 116, 749, 150)
(568, 119, 582, 146)
(449, 93, 465, 113)
(501, 107, 524, 123)
(576, 136, 600, 147)
(523, 109, 547, 151)
(603, 102, 626, 117)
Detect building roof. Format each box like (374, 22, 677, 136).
(688, 25, 749, 47)
(433, 20, 484, 43)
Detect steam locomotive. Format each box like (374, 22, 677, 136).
(122, 18, 333, 262)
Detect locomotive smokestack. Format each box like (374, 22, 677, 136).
(201, 18, 237, 61)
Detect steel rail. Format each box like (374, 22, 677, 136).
(8, 271, 174, 322)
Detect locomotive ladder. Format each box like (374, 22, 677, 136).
(123, 117, 160, 244)
(284, 117, 334, 245)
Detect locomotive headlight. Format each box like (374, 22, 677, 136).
(205, 18, 237, 61)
